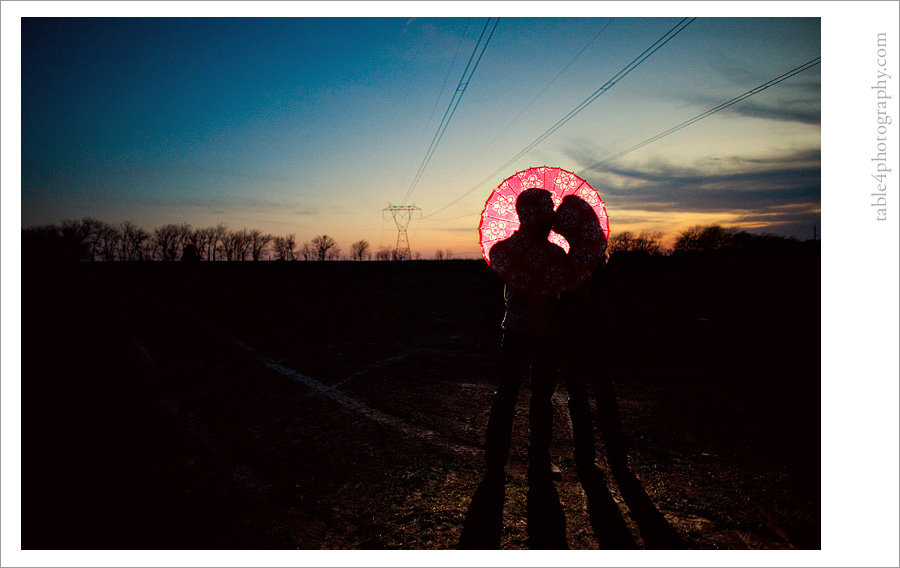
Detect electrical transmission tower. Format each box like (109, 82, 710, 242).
(383, 204, 421, 260)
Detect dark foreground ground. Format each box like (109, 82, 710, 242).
(21, 247, 820, 550)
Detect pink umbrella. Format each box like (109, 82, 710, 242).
(479, 167, 609, 286)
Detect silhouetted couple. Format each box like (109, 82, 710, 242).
(485, 187, 623, 485)
(464, 187, 684, 550)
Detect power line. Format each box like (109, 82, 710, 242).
(578, 57, 821, 174)
(426, 56, 821, 222)
(488, 18, 695, 177)
(400, 17, 500, 206)
(424, 17, 695, 218)
(434, 18, 616, 181)
(399, 19, 473, 191)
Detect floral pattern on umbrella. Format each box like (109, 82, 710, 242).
(479, 166, 609, 291)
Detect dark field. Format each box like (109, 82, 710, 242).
(21, 248, 820, 550)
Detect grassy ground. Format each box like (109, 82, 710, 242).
(20, 250, 820, 550)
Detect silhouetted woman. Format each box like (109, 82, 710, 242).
(554, 195, 628, 477)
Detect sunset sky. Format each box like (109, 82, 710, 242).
(18, 13, 821, 257)
(3, 3, 900, 567)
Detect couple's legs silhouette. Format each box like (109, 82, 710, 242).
(566, 376, 627, 475)
(483, 329, 627, 480)
(464, 330, 683, 549)
(484, 330, 557, 481)
(459, 330, 558, 550)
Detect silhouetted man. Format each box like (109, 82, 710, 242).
(485, 188, 567, 484)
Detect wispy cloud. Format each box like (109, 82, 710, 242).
(731, 202, 821, 226)
(576, 148, 820, 212)
(718, 98, 821, 126)
(700, 53, 821, 125)
(568, 147, 821, 240)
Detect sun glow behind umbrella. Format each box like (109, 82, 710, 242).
(478, 166, 609, 265)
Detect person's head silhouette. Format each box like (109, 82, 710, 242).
(516, 188, 556, 237)
(555, 194, 607, 289)
(555, 195, 597, 246)
(488, 187, 565, 294)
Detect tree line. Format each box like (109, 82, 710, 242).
(22, 217, 813, 263)
(608, 225, 816, 259)
(20, 218, 384, 263)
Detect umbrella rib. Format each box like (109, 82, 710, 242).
(480, 213, 518, 224)
(566, 178, 588, 198)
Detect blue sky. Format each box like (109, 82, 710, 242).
(3, 4, 900, 567)
(18, 14, 821, 257)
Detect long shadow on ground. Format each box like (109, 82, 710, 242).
(525, 479, 568, 549)
(578, 465, 638, 549)
(458, 476, 506, 549)
(612, 467, 685, 549)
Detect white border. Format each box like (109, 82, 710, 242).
(3, 2, 899, 567)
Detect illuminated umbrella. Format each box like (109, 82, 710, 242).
(479, 166, 609, 290)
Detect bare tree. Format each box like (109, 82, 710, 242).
(25, 217, 440, 265)
(609, 230, 663, 256)
(284, 234, 296, 260)
(235, 229, 251, 260)
(375, 246, 392, 261)
(299, 242, 314, 261)
(673, 225, 735, 253)
(24, 220, 117, 262)
(120, 221, 137, 261)
(249, 229, 273, 261)
(133, 229, 151, 260)
(178, 224, 193, 255)
(222, 230, 237, 261)
(350, 239, 370, 261)
(75, 218, 98, 261)
(91, 219, 121, 261)
(635, 230, 664, 255)
(194, 226, 214, 261)
(185, 227, 210, 261)
(608, 231, 637, 255)
(272, 234, 297, 261)
(310, 234, 340, 261)
(120, 221, 151, 261)
(77, 217, 106, 261)
(60, 219, 92, 261)
(153, 223, 192, 261)
(272, 236, 285, 260)
(223, 228, 251, 261)
(203, 223, 227, 261)
(153, 224, 180, 261)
